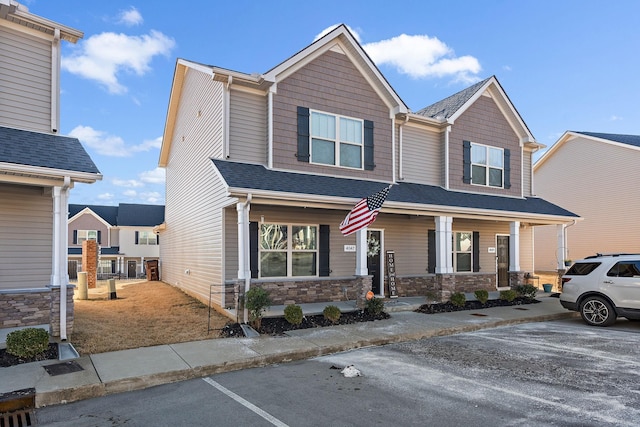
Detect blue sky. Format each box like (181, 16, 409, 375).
(27, 0, 640, 206)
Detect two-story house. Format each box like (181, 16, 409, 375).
(68, 203, 164, 279)
(158, 25, 578, 315)
(0, 1, 101, 339)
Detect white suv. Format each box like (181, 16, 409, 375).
(560, 254, 640, 326)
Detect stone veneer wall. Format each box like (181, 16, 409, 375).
(389, 275, 439, 297)
(49, 285, 75, 338)
(0, 289, 51, 328)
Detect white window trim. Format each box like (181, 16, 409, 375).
(471, 142, 504, 188)
(77, 229, 98, 244)
(309, 109, 364, 170)
(259, 223, 319, 278)
(453, 231, 473, 273)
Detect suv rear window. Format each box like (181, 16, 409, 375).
(606, 261, 640, 277)
(566, 262, 601, 276)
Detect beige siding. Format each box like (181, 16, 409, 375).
(535, 137, 640, 270)
(448, 95, 522, 197)
(519, 226, 534, 273)
(68, 214, 110, 247)
(229, 89, 267, 164)
(371, 214, 431, 276)
(453, 219, 512, 274)
(401, 123, 442, 185)
(0, 25, 52, 133)
(160, 68, 226, 306)
(0, 183, 52, 289)
(272, 50, 393, 181)
(522, 148, 532, 197)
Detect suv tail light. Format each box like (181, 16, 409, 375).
(562, 277, 572, 284)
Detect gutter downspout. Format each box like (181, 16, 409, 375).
(445, 125, 451, 189)
(268, 88, 274, 168)
(224, 76, 232, 158)
(398, 115, 409, 181)
(391, 116, 396, 183)
(243, 193, 252, 324)
(51, 28, 60, 133)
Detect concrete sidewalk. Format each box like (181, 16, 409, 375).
(0, 295, 576, 408)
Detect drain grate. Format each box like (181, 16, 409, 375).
(0, 408, 35, 427)
(470, 313, 488, 317)
(43, 360, 84, 376)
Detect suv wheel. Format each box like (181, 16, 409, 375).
(580, 296, 616, 326)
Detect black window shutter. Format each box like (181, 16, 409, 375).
(427, 229, 436, 274)
(249, 222, 259, 278)
(156, 234, 160, 245)
(111, 259, 116, 273)
(319, 225, 330, 276)
(73, 230, 78, 245)
(473, 231, 480, 272)
(97, 230, 102, 244)
(135, 231, 139, 244)
(297, 106, 310, 162)
(504, 149, 511, 189)
(364, 120, 375, 170)
(463, 140, 471, 184)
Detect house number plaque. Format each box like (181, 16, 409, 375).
(386, 250, 398, 298)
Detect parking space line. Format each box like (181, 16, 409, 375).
(203, 377, 289, 427)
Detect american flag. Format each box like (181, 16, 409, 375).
(340, 185, 392, 236)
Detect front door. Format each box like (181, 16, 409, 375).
(128, 260, 137, 278)
(496, 235, 510, 288)
(367, 230, 383, 295)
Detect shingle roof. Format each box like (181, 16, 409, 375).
(574, 131, 640, 148)
(68, 203, 164, 226)
(415, 77, 492, 119)
(0, 126, 100, 174)
(212, 160, 578, 218)
(68, 246, 120, 255)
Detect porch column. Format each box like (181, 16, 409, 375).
(51, 179, 70, 340)
(435, 216, 453, 274)
(557, 224, 567, 269)
(510, 221, 521, 271)
(355, 228, 368, 276)
(237, 202, 246, 280)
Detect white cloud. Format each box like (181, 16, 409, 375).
(69, 125, 130, 157)
(123, 190, 138, 197)
(139, 167, 165, 184)
(62, 30, 175, 94)
(97, 192, 115, 200)
(314, 24, 362, 43)
(363, 34, 481, 83)
(113, 178, 144, 188)
(117, 7, 143, 26)
(139, 191, 162, 204)
(131, 136, 162, 152)
(610, 115, 623, 121)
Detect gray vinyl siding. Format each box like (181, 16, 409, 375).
(229, 89, 267, 164)
(535, 136, 640, 270)
(401, 123, 442, 186)
(0, 25, 52, 133)
(523, 149, 532, 196)
(453, 219, 512, 274)
(0, 183, 53, 289)
(371, 214, 431, 276)
(160, 68, 226, 306)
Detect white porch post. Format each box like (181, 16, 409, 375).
(510, 221, 521, 272)
(52, 180, 70, 340)
(237, 202, 246, 280)
(557, 224, 567, 269)
(355, 228, 368, 276)
(435, 216, 453, 274)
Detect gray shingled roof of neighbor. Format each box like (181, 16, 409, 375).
(68, 246, 120, 255)
(0, 126, 100, 174)
(415, 77, 492, 119)
(68, 203, 164, 226)
(212, 159, 579, 218)
(574, 131, 640, 148)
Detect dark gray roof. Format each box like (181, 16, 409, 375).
(69, 203, 164, 226)
(0, 126, 100, 174)
(212, 160, 578, 218)
(415, 77, 492, 119)
(574, 131, 640, 148)
(69, 246, 120, 255)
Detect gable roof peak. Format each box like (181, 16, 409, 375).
(415, 76, 495, 120)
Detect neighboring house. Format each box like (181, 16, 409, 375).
(158, 25, 578, 315)
(0, 1, 101, 338)
(534, 131, 640, 271)
(68, 204, 164, 279)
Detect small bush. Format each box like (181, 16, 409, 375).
(284, 304, 303, 325)
(500, 289, 517, 302)
(245, 287, 272, 329)
(450, 292, 466, 307)
(474, 289, 489, 305)
(515, 284, 537, 299)
(365, 297, 385, 316)
(323, 305, 342, 324)
(6, 327, 49, 359)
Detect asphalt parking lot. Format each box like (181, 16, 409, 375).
(36, 318, 640, 426)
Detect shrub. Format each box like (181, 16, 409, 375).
(245, 287, 272, 329)
(500, 289, 517, 302)
(284, 304, 304, 325)
(364, 297, 385, 316)
(515, 284, 537, 299)
(474, 289, 489, 305)
(450, 292, 466, 307)
(6, 327, 49, 359)
(323, 305, 342, 324)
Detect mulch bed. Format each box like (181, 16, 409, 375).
(220, 310, 390, 338)
(415, 297, 539, 314)
(0, 343, 58, 368)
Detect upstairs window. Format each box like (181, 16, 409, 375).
(471, 143, 503, 187)
(310, 111, 363, 169)
(136, 231, 158, 245)
(74, 229, 101, 245)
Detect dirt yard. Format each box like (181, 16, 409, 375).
(71, 281, 231, 356)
